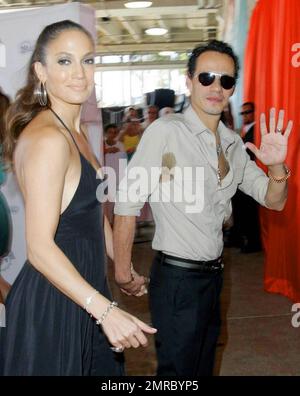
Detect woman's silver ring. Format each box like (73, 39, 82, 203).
(276, 128, 282, 133)
(111, 346, 124, 353)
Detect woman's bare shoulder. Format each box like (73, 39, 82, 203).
(16, 112, 70, 158)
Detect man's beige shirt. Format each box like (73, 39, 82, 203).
(114, 105, 269, 260)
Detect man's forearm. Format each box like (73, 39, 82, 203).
(265, 164, 288, 210)
(113, 215, 136, 283)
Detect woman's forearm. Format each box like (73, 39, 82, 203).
(27, 239, 110, 315)
(104, 215, 114, 260)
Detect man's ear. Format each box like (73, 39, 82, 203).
(33, 61, 46, 84)
(186, 73, 192, 92)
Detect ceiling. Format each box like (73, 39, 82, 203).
(0, 0, 225, 55)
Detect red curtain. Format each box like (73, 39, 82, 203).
(244, 0, 300, 302)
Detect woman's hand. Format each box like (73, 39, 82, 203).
(116, 272, 146, 296)
(101, 306, 157, 352)
(245, 108, 293, 166)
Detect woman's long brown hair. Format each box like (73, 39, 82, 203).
(0, 89, 10, 147)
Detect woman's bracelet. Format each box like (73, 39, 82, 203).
(96, 301, 118, 326)
(84, 289, 99, 316)
(268, 165, 291, 183)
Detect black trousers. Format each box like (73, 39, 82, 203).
(149, 252, 223, 376)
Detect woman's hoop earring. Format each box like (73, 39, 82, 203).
(36, 82, 48, 107)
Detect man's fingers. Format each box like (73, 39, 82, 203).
(276, 109, 284, 132)
(269, 107, 276, 134)
(133, 285, 148, 297)
(120, 288, 132, 296)
(284, 120, 293, 139)
(260, 113, 268, 136)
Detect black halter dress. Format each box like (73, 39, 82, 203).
(0, 110, 124, 375)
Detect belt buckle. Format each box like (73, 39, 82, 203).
(211, 259, 224, 271)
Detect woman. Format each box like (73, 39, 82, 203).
(0, 20, 154, 376)
(119, 119, 141, 162)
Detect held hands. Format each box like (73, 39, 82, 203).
(116, 264, 149, 297)
(245, 108, 293, 166)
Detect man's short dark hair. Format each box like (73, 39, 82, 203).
(187, 40, 240, 79)
(104, 123, 117, 133)
(242, 102, 255, 111)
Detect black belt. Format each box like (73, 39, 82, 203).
(158, 251, 224, 272)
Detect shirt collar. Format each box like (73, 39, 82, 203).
(218, 120, 235, 144)
(244, 121, 255, 133)
(184, 104, 235, 144)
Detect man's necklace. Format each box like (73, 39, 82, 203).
(215, 129, 221, 186)
(216, 142, 222, 158)
(216, 131, 227, 187)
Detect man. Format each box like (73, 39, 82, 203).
(113, 40, 292, 376)
(142, 105, 159, 130)
(240, 102, 255, 150)
(231, 102, 262, 252)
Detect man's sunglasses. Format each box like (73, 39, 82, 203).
(197, 72, 236, 90)
(239, 110, 254, 115)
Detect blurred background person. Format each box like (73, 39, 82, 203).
(142, 105, 158, 131)
(119, 118, 142, 162)
(220, 102, 235, 130)
(240, 102, 255, 148)
(122, 106, 139, 123)
(104, 123, 124, 157)
(230, 102, 262, 253)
